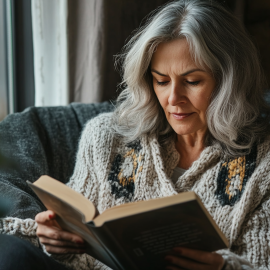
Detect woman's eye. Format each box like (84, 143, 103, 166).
(156, 81, 169, 86)
(186, 80, 200, 86)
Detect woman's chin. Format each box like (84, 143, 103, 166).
(171, 123, 206, 136)
(173, 129, 197, 136)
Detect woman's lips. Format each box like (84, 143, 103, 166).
(171, 112, 194, 120)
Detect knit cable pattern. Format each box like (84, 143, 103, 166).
(0, 217, 37, 236)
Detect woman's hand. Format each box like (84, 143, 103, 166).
(35, 210, 86, 254)
(165, 247, 225, 270)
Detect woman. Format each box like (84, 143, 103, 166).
(2, 0, 270, 269)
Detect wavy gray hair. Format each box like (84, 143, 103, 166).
(112, 0, 270, 156)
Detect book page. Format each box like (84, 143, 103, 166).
(30, 176, 97, 221)
(94, 191, 196, 226)
(28, 181, 120, 270)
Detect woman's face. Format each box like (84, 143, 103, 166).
(151, 38, 215, 137)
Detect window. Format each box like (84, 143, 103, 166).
(0, 0, 35, 121)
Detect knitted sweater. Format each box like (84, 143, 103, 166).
(2, 112, 270, 270)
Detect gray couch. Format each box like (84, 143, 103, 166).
(0, 102, 113, 220)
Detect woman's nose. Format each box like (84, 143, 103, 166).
(168, 83, 187, 106)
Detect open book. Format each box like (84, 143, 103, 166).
(27, 175, 229, 270)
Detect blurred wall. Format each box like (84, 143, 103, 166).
(245, 0, 270, 87)
(67, 0, 270, 104)
(220, 0, 270, 87)
(67, 0, 169, 103)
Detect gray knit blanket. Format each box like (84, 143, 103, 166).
(0, 102, 113, 220)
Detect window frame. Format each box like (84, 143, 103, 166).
(0, 0, 35, 120)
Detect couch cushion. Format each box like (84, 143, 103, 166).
(0, 102, 114, 219)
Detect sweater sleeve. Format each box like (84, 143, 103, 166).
(235, 197, 270, 269)
(0, 217, 39, 246)
(50, 116, 113, 270)
(0, 115, 113, 270)
(216, 195, 270, 270)
(216, 249, 253, 270)
(65, 118, 99, 203)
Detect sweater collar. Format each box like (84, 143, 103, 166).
(174, 143, 222, 192)
(156, 137, 222, 195)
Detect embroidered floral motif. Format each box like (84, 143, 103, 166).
(215, 145, 257, 206)
(108, 140, 144, 200)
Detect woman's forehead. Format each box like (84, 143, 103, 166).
(151, 39, 199, 75)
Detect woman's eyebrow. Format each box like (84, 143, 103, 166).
(151, 68, 205, 76)
(181, 68, 205, 76)
(151, 69, 168, 76)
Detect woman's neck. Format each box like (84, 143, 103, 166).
(175, 132, 206, 170)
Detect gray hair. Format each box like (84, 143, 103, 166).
(112, 0, 270, 156)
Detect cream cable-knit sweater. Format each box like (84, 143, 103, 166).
(2, 112, 270, 270)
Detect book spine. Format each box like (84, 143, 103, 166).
(90, 223, 138, 270)
(86, 222, 122, 270)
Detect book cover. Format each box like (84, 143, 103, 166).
(28, 176, 229, 270)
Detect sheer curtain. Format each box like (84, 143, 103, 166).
(67, 0, 171, 104)
(32, 0, 170, 106)
(32, 0, 69, 107)
(31, 0, 246, 107)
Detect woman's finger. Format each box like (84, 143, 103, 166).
(36, 223, 85, 244)
(166, 267, 185, 270)
(165, 255, 206, 270)
(39, 236, 86, 248)
(35, 210, 61, 229)
(35, 210, 55, 223)
(172, 247, 223, 265)
(44, 244, 86, 254)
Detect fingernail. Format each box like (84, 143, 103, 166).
(49, 215, 53, 219)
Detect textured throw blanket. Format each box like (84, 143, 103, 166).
(0, 102, 113, 220)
